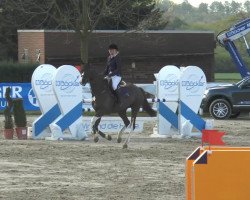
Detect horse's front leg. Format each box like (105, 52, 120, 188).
(91, 116, 101, 142)
(117, 110, 130, 143)
(123, 118, 134, 149)
(91, 115, 112, 142)
(123, 109, 138, 149)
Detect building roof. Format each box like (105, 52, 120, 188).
(17, 29, 214, 34)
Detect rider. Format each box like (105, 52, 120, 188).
(104, 43, 123, 102)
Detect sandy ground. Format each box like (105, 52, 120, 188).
(1, 115, 250, 200)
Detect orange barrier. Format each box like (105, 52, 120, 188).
(186, 146, 250, 200)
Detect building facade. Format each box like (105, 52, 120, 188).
(18, 30, 215, 83)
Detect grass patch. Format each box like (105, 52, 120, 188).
(215, 73, 241, 82)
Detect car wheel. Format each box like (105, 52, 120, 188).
(209, 99, 232, 119)
(230, 112, 241, 118)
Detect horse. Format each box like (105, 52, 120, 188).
(81, 65, 156, 148)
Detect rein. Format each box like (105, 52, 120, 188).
(89, 78, 111, 99)
(94, 89, 108, 98)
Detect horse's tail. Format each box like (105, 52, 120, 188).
(140, 88, 157, 117)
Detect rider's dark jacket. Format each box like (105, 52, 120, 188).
(104, 53, 122, 77)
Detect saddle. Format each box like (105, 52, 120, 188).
(107, 79, 129, 102)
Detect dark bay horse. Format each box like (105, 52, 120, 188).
(81, 65, 156, 148)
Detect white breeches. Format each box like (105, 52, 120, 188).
(111, 75, 122, 90)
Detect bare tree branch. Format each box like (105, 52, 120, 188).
(1, 0, 165, 63)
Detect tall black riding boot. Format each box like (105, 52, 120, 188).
(115, 90, 121, 104)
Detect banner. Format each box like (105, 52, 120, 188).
(0, 83, 39, 111)
(157, 65, 180, 137)
(83, 117, 144, 133)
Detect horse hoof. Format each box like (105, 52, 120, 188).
(123, 143, 128, 149)
(94, 136, 99, 143)
(106, 135, 112, 141)
(117, 137, 122, 143)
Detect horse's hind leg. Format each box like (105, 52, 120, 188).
(117, 110, 130, 143)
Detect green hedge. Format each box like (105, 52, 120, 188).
(0, 61, 39, 83)
(215, 73, 241, 82)
(214, 45, 250, 73)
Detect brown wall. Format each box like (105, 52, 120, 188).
(45, 31, 80, 59)
(90, 54, 214, 83)
(18, 30, 215, 82)
(18, 31, 45, 63)
(88, 31, 215, 57)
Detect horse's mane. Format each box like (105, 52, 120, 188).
(86, 68, 110, 95)
(91, 67, 105, 78)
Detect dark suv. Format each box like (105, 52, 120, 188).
(201, 76, 250, 119)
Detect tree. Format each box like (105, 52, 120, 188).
(230, 1, 242, 14)
(198, 3, 209, 14)
(180, 0, 193, 15)
(209, 1, 225, 13)
(224, 1, 231, 14)
(0, 1, 19, 59)
(0, 0, 57, 60)
(166, 17, 187, 29)
(244, 1, 250, 13)
(1, 0, 163, 63)
(156, 0, 174, 12)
